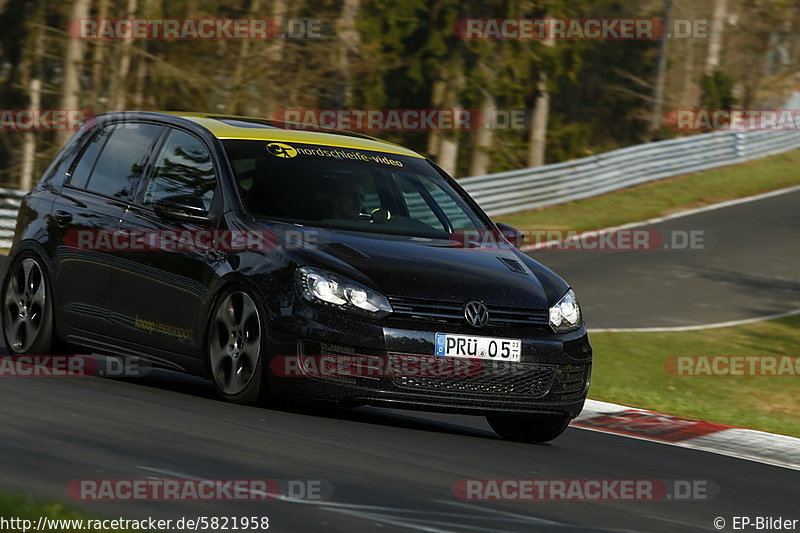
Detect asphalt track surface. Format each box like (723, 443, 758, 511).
(526, 188, 800, 328)
(1, 190, 798, 532)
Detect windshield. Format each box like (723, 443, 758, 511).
(223, 140, 488, 238)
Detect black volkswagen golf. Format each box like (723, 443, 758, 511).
(3, 112, 591, 443)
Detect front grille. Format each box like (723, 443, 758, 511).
(299, 341, 366, 383)
(319, 342, 358, 355)
(392, 359, 556, 398)
(388, 297, 549, 327)
(550, 363, 590, 401)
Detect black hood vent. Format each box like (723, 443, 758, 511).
(498, 257, 528, 275)
(324, 242, 371, 261)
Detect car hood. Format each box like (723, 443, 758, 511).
(271, 225, 569, 309)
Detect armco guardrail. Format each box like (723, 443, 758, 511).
(460, 128, 800, 217)
(0, 187, 25, 249)
(1, 126, 799, 248)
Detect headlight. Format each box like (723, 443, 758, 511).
(548, 289, 582, 332)
(295, 266, 392, 316)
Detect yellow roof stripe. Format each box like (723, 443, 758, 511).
(169, 113, 424, 158)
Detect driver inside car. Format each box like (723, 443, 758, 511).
(329, 177, 367, 220)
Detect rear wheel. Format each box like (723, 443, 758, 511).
(2, 254, 55, 355)
(207, 288, 266, 404)
(487, 414, 570, 443)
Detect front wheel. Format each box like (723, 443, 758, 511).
(207, 288, 267, 404)
(487, 414, 570, 443)
(2, 253, 56, 355)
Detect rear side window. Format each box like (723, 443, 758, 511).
(69, 126, 113, 189)
(142, 128, 217, 210)
(83, 124, 164, 200)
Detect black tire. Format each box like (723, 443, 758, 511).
(2, 252, 56, 355)
(487, 414, 570, 443)
(205, 286, 268, 404)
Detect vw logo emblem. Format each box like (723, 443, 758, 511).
(464, 300, 489, 328)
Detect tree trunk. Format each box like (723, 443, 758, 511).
(435, 58, 464, 177)
(259, 0, 288, 116)
(680, 37, 695, 106)
(469, 91, 496, 176)
(426, 80, 446, 157)
(705, 0, 727, 75)
(649, 0, 673, 138)
(527, 71, 550, 167)
(527, 29, 554, 167)
(227, 0, 263, 114)
(131, 55, 146, 108)
(90, 0, 109, 105)
(20, 78, 41, 190)
(336, 0, 361, 108)
(57, 0, 91, 146)
(108, 0, 138, 110)
(438, 137, 459, 177)
(21, 28, 44, 190)
(130, 0, 154, 109)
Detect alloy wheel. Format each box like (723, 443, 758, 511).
(208, 291, 262, 396)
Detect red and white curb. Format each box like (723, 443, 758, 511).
(573, 399, 800, 471)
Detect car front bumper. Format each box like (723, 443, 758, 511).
(266, 303, 592, 419)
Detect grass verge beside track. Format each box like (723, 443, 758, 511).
(496, 149, 800, 232)
(588, 313, 800, 438)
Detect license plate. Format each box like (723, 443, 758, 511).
(435, 333, 521, 362)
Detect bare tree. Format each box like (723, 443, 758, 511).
(706, 0, 728, 75)
(426, 80, 446, 157)
(336, 0, 361, 107)
(108, 0, 138, 110)
(527, 30, 554, 167)
(258, 0, 289, 116)
(57, 0, 91, 146)
(429, 56, 464, 177)
(649, 0, 673, 138)
(469, 62, 496, 176)
(89, 0, 108, 106)
(20, 23, 44, 190)
(227, 0, 263, 114)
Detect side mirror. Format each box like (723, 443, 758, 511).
(495, 222, 525, 248)
(153, 194, 212, 225)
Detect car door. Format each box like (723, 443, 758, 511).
(51, 122, 165, 335)
(112, 126, 222, 360)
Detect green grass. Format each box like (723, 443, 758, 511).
(0, 494, 131, 532)
(588, 314, 800, 437)
(497, 149, 800, 231)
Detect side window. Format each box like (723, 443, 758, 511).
(142, 129, 217, 210)
(84, 123, 164, 200)
(396, 173, 445, 231)
(417, 177, 475, 230)
(396, 173, 476, 231)
(68, 126, 113, 189)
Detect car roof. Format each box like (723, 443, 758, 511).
(133, 111, 425, 158)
